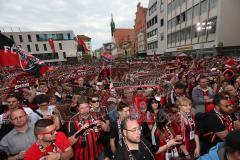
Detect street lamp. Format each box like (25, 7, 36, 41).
(196, 21, 212, 58)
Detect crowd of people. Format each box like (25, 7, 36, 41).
(0, 55, 240, 160)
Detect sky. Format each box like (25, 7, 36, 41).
(0, 0, 149, 50)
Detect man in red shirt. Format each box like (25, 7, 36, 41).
(24, 119, 73, 160)
(67, 97, 105, 160)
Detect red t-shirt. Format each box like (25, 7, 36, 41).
(24, 132, 71, 160)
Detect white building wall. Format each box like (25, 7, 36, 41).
(216, 0, 240, 47)
(2, 30, 77, 63)
(145, 0, 240, 56)
(146, 0, 167, 56)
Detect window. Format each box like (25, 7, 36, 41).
(67, 33, 71, 39)
(161, 19, 164, 27)
(59, 43, 62, 50)
(168, 2, 172, 14)
(35, 44, 39, 51)
(160, 1, 164, 12)
(185, 27, 191, 40)
(172, 32, 176, 43)
(43, 44, 47, 51)
(172, 17, 176, 27)
(201, 0, 208, 14)
(147, 29, 158, 38)
(208, 18, 217, 34)
(186, 8, 192, 21)
(176, 31, 180, 42)
(147, 41, 158, 50)
(161, 32, 164, 41)
(27, 35, 32, 42)
(210, 0, 218, 9)
(147, 16, 158, 28)
(193, 4, 200, 18)
(181, 29, 185, 41)
(27, 45, 31, 52)
(19, 35, 23, 42)
(63, 52, 66, 59)
(36, 35, 40, 41)
(191, 26, 198, 38)
(180, 0, 185, 6)
(181, 12, 186, 22)
(172, 0, 176, 10)
(176, 15, 181, 25)
(10, 35, 14, 41)
(149, 2, 157, 15)
(175, 0, 180, 8)
(154, 16, 158, 23)
(167, 34, 171, 45)
(57, 34, 63, 40)
(168, 20, 172, 29)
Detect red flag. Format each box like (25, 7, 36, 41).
(77, 36, 90, 53)
(48, 38, 55, 53)
(0, 49, 20, 67)
(0, 33, 49, 76)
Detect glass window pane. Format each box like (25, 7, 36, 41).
(193, 4, 200, 18)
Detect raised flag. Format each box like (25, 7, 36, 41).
(0, 33, 48, 77)
(48, 38, 55, 53)
(76, 35, 89, 53)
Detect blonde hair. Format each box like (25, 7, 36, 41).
(176, 97, 192, 107)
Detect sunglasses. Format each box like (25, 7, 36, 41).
(39, 129, 56, 135)
(224, 96, 231, 100)
(92, 100, 99, 103)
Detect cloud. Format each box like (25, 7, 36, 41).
(0, 0, 149, 49)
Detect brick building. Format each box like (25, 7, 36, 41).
(134, 2, 148, 56)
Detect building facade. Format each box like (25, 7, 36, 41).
(2, 30, 77, 63)
(134, 2, 148, 56)
(146, 0, 240, 57)
(112, 29, 135, 58)
(146, 0, 167, 55)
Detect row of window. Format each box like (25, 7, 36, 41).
(33, 53, 59, 60)
(26, 43, 63, 52)
(36, 33, 73, 41)
(149, 2, 157, 16)
(9, 33, 73, 43)
(167, 18, 217, 45)
(167, 0, 217, 30)
(148, 0, 164, 16)
(147, 41, 158, 50)
(147, 16, 158, 28)
(147, 29, 158, 38)
(32, 52, 59, 60)
(167, 0, 186, 14)
(167, 0, 218, 15)
(138, 44, 146, 52)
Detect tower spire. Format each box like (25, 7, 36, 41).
(110, 13, 115, 37)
